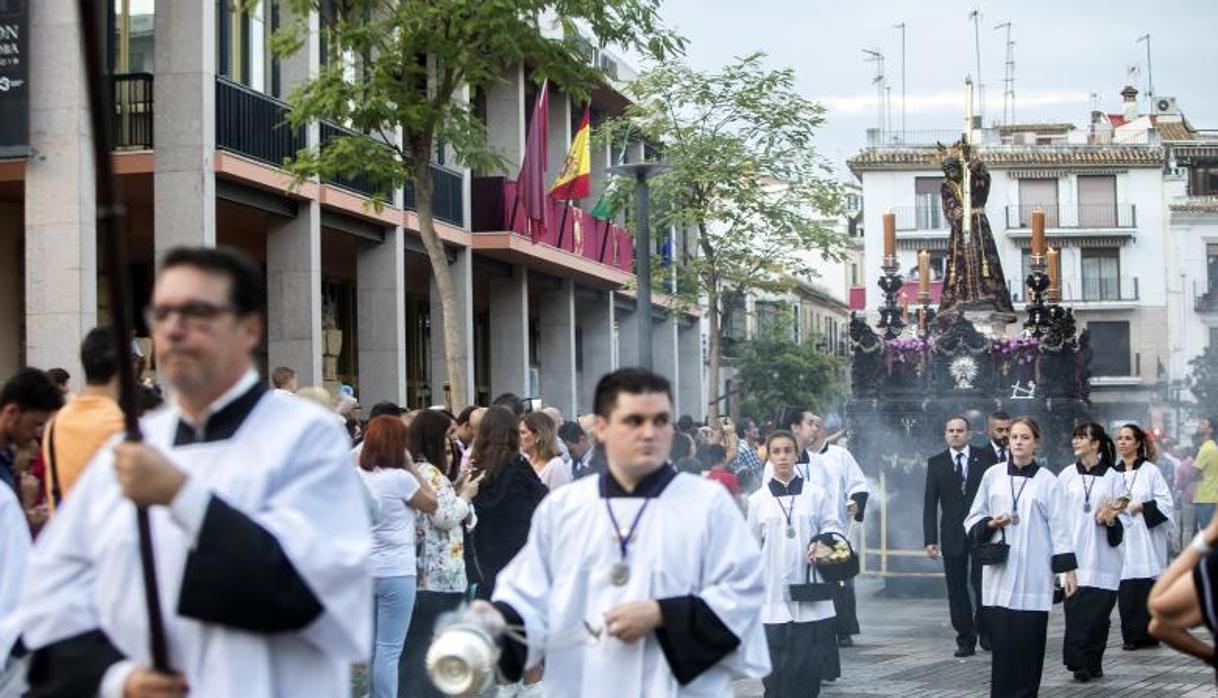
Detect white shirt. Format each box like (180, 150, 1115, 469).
(1116, 460, 1175, 580)
(359, 468, 422, 578)
(534, 455, 573, 491)
(747, 477, 841, 624)
(1057, 463, 1126, 590)
(950, 446, 972, 482)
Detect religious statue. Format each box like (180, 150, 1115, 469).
(936, 142, 1015, 316)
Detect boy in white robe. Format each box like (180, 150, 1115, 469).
(0, 480, 31, 696)
(469, 368, 770, 697)
(16, 247, 371, 698)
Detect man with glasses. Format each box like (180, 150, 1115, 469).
(19, 247, 371, 698)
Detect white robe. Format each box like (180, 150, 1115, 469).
(746, 478, 841, 624)
(492, 471, 770, 697)
(1116, 460, 1174, 580)
(964, 463, 1075, 612)
(1056, 464, 1126, 591)
(18, 390, 372, 697)
(0, 484, 31, 661)
(805, 445, 869, 527)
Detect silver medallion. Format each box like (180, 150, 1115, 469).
(1010, 513, 1020, 525)
(785, 526, 795, 539)
(610, 562, 631, 586)
(1083, 503, 1091, 513)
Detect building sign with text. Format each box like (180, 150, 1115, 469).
(0, 0, 28, 157)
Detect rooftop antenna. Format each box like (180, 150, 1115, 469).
(862, 48, 886, 138)
(893, 22, 906, 135)
(1136, 33, 1154, 104)
(994, 21, 1014, 125)
(969, 8, 984, 125)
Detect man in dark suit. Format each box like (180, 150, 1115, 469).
(924, 415, 998, 657)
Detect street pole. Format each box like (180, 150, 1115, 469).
(893, 22, 905, 135)
(1137, 33, 1154, 101)
(608, 161, 672, 371)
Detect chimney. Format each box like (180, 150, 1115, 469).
(1090, 110, 1113, 144)
(1121, 85, 1140, 122)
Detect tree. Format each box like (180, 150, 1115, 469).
(734, 331, 843, 427)
(270, 0, 683, 408)
(601, 53, 846, 418)
(1187, 346, 1218, 417)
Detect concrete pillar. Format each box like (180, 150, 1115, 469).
(546, 93, 572, 180)
(539, 278, 577, 417)
(489, 264, 529, 398)
(616, 297, 640, 368)
(266, 201, 322, 386)
(486, 65, 526, 173)
(652, 313, 680, 413)
(357, 227, 407, 407)
(24, 0, 96, 379)
(589, 127, 612, 205)
(153, 0, 216, 255)
(0, 204, 23, 378)
(578, 289, 614, 415)
(430, 247, 476, 408)
(678, 317, 705, 421)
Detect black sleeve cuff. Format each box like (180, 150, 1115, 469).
(1105, 517, 1124, 547)
(655, 595, 741, 685)
(968, 518, 996, 547)
(850, 493, 869, 522)
(493, 601, 528, 683)
(1051, 553, 1078, 574)
(25, 629, 124, 698)
(178, 495, 324, 633)
(1142, 500, 1169, 528)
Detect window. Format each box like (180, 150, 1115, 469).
(1088, 321, 1131, 376)
(850, 263, 859, 286)
(914, 177, 945, 230)
(109, 0, 155, 73)
(1207, 244, 1218, 294)
(1210, 326, 1218, 350)
(1018, 178, 1059, 227)
(1081, 249, 1120, 301)
(1077, 175, 1117, 227)
(217, 0, 274, 91)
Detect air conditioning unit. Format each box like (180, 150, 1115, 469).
(1154, 96, 1178, 116)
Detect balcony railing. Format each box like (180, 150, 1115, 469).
(470, 176, 634, 274)
(1195, 280, 1218, 313)
(319, 121, 382, 198)
(112, 73, 153, 150)
(404, 164, 465, 228)
(1005, 203, 1136, 229)
(1009, 276, 1139, 303)
(891, 204, 948, 231)
(866, 129, 962, 147)
(215, 76, 304, 167)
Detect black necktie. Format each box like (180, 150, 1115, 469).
(998, 447, 1006, 463)
(955, 452, 966, 494)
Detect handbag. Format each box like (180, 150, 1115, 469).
(788, 563, 837, 602)
(972, 525, 1009, 566)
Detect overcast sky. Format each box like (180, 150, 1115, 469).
(650, 0, 1218, 177)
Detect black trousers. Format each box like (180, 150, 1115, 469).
(1117, 577, 1158, 647)
(1062, 586, 1117, 674)
(943, 552, 986, 650)
(832, 578, 859, 636)
(399, 589, 467, 698)
(986, 606, 1048, 698)
(763, 618, 836, 698)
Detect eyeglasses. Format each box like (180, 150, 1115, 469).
(145, 301, 237, 329)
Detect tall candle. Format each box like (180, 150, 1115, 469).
(918, 250, 930, 295)
(1047, 247, 1060, 299)
(900, 293, 909, 322)
(1031, 207, 1046, 256)
(883, 212, 896, 260)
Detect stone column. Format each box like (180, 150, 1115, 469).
(0, 204, 24, 378)
(616, 295, 640, 368)
(578, 289, 614, 414)
(652, 313, 680, 413)
(489, 264, 529, 398)
(539, 278, 577, 416)
(485, 65, 526, 173)
(357, 227, 407, 407)
(24, 0, 96, 378)
(430, 247, 476, 408)
(266, 201, 322, 387)
(153, 0, 217, 256)
(546, 92, 572, 179)
(678, 317, 705, 421)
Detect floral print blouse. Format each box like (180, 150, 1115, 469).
(415, 461, 475, 593)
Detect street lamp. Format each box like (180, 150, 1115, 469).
(608, 161, 672, 371)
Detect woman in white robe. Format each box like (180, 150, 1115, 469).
(964, 416, 1078, 698)
(747, 430, 843, 697)
(1114, 423, 1174, 650)
(1057, 423, 1126, 682)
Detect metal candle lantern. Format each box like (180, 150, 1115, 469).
(426, 622, 502, 696)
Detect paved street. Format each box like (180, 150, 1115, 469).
(733, 577, 1216, 697)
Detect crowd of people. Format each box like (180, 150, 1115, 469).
(1, 242, 1217, 698)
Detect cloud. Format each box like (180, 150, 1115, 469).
(819, 90, 1093, 115)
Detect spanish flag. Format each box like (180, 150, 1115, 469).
(548, 104, 591, 200)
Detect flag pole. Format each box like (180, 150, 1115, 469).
(73, 0, 171, 673)
(555, 202, 570, 250)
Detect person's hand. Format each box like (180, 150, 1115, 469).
(925, 544, 941, 560)
(603, 600, 662, 643)
(847, 501, 859, 518)
(1063, 570, 1078, 598)
(988, 514, 1012, 529)
(113, 442, 187, 507)
(25, 503, 49, 528)
(1128, 501, 1144, 516)
(18, 471, 40, 507)
(463, 599, 507, 638)
(122, 667, 188, 698)
(458, 471, 485, 500)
